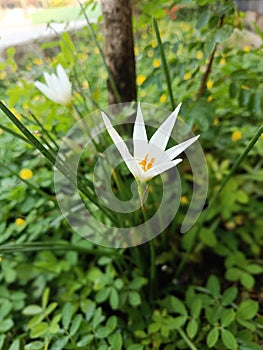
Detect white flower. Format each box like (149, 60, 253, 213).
(34, 64, 72, 105)
(101, 103, 199, 182)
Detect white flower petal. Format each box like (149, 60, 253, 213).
(149, 102, 182, 151)
(34, 81, 58, 103)
(165, 135, 200, 160)
(133, 102, 148, 159)
(101, 111, 138, 176)
(141, 158, 182, 181)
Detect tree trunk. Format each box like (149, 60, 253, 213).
(101, 0, 137, 104)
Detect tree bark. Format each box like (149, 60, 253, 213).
(101, 0, 137, 104)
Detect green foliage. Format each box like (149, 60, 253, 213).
(0, 0, 263, 349)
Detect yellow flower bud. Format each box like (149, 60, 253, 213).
(231, 130, 242, 142)
(19, 169, 33, 180)
(15, 218, 25, 226)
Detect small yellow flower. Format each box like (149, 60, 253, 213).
(26, 64, 31, 71)
(0, 71, 6, 80)
(23, 103, 29, 109)
(83, 80, 89, 89)
(159, 93, 167, 103)
(19, 168, 33, 180)
(151, 40, 157, 48)
(101, 71, 107, 79)
(213, 117, 219, 126)
(260, 133, 263, 140)
(183, 72, 192, 80)
(231, 130, 242, 142)
(15, 218, 25, 226)
(33, 57, 43, 65)
(196, 50, 203, 60)
(219, 58, 226, 65)
(147, 50, 154, 58)
(207, 95, 213, 102)
(45, 57, 51, 64)
(0, 128, 3, 135)
(134, 47, 139, 56)
(243, 45, 250, 53)
(180, 196, 188, 204)
(142, 32, 148, 40)
(206, 80, 213, 90)
(137, 75, 147, 86)
(0, 256, 2, 263)
(153, 59, 161, 68)
(94, 47, 100, 55)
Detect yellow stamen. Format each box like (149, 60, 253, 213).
(139, 154, 155, 172)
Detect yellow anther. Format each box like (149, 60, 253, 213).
(139, 154, 155, 172)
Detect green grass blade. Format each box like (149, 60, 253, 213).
(153, 17, 175, 110)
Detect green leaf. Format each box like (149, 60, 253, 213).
(129, 277, 147, 290)
(109, 288, 119, 309)
(164, 296, 188, 315)
(49, 336, 68, 350)
(76, 335, 94, 347)
(106, 315, 117, 331)
(95, 326, 112, 339)
(186, 318, 198, 339)
(69, 314, 83, 336)
(9, 339, 20, 350)
(128, 291, 141, 306)
(25, 341, 44, 350)
(30, 322, 49, 338)
(221, 308, 235, 327)
(85, 302, 96, 321)
(225, 267, 242, 281)
(245, 264, 263, 274)
(148, 322, 160, 334)
(127, 345, 143, 350)
(41, 287, 50, 309)
(240, 272, 255, 289)
(191, 298, 202, 318)
(62, 302, 73, 330)
(207, 327, 219, 348)
(221, 287, 238, 306)
(221, 329, 237, 350)
(0, 319, 14, 333)
(108, 333, 123, 350)
(168, 316, 187, 330)
(237, 300, 258, 320)
(207, 275, 220, 297)
(200, 228, 217, 247)
(196, 9, 211, 29)
(96, 287, 110, 303)
(22, 305, 43, 316)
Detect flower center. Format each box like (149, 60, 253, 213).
(139, 153, 155, 172)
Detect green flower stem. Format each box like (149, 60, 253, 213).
(176, 125, 263, 276)
(178, 327, 198, 350)
(78, 0, 121, 103)
(153, 17, 175, 110)
(137, 180, 156, 300)
(0, 123, 30, 144)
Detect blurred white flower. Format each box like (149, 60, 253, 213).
(34, 64, 72, 106)
(101, 103, 199, 182)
